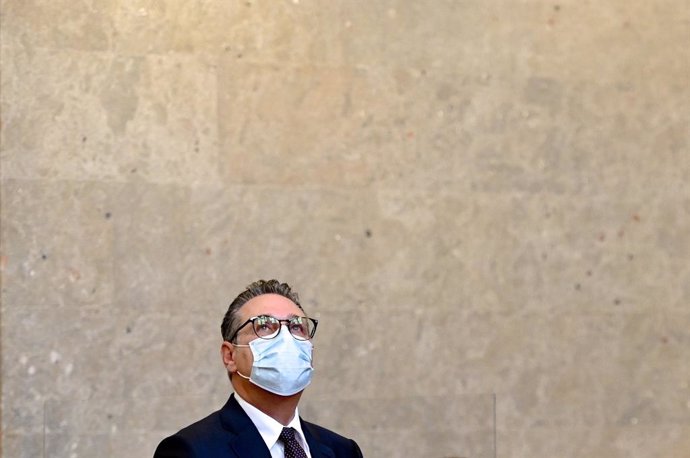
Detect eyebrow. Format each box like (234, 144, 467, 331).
(255, 313, 305, 319)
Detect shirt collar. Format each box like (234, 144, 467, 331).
(234, 392, 308, 451)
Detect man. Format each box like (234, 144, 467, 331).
(154, 279, 363, 457)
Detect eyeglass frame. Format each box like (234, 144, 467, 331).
(226, 314, 318, 343)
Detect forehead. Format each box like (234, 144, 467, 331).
(238, 293, 303, 320)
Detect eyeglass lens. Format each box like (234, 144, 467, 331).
(253, 315, 313, 340)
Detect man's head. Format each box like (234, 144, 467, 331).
(220, 280, 315, 401)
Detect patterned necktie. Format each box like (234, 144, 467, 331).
(279, 427, 308, 458)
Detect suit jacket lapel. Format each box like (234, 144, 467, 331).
(228, 430, 273, 458)
(220, 394, 273, 458)
(302, 420, 336, 458)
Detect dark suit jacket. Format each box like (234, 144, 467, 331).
(154, 394, 363, 458)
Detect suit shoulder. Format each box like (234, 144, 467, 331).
(154, 410, 225, 457)
(302, 420, 364, 457)
(173, 409, 225, 441)
(154, 434, 195, 458)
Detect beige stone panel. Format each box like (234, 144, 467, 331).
(120, 0, 344, 63)
(108, 1, 244, 55)
(611, 426, 690, 458)
(555, 80, 688, 195)
(350, 128, 680, 317)
(44, 364, 230, 434)
(443, 191, 687, 314)
(452, 80, 578, 195)
(218, 61, 381, 186)
(307, 308, 689, 431)
(218, 1, 346, 65)
(143, 394, 228, 438)
(218, 61, 578, 186)
(109, 309, 229, 403)
(113, 53, 220, 185)
(491, 313, 690, 430)
(1, 433, 44, 458)
(216, 63, 502, 189)
(3, 306, 228, 450)
(43, 392, 286, 454)
(43, 391, 227, 457)
(110, 1, 343, 62)
(305, 309, 411, 400)
(44, 433, 110, 458)
(362, 68, 506, 189)
(498, 425, 690, 458)
(519, 1, 690, 85)
(337, 1, 688, 84)
(110, 181, 193, 311)
(543, 191, 690, 313)
(1, 179, 114, 308)
(338, 1, 518, 74)
(182, 184, 378, 314)
(1, 305, 123, 436)
(1, 0, 346, 62)
(216, 56, 688, 194)
(350, 188, 475, 310)
(358, 186, 687, 315)
(0, 0, 114, 51)
(463, 75, 688, 197)
(1, 45, 135, 180)
(1, 45, 219, 184)
(308, 307, 488, 400)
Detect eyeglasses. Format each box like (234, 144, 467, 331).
(228, 315, 318, 342)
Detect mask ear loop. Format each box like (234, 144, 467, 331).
(234, 370, 251, 380)
(229, 342, 252, 379)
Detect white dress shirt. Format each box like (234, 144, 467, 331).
(234, 392, 312, 458)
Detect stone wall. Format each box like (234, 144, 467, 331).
(1, 1, 688, 456)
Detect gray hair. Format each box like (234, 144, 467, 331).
(221, 279, 303, 342)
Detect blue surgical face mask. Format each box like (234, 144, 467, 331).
(234, 327, 314, 396)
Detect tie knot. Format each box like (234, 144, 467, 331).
(279, 427, 296, 443)
(279, 427, 308, 458)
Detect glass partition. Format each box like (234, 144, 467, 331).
(44, 393, 496, 457)
(300, 393, 497, 458)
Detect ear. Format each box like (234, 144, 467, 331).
(221, 341, 237, 374)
